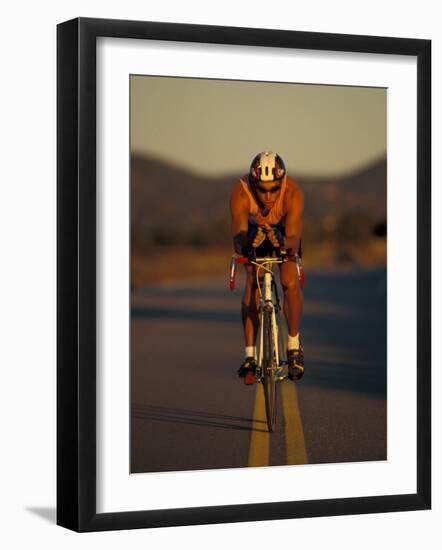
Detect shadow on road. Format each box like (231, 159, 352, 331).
(132, 403, 267, 432)
(132, 269, 387, 398)
(299, 354, 386, 397)
(131, 306, 240, 323)
(300, 270, 386, 397)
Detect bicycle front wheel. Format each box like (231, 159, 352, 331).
(261, 307, 278, 433)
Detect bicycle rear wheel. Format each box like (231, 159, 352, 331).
(261, 307, 278, 432)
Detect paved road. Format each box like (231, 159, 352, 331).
(130, 269, 386, 473)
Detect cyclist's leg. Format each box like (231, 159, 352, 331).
(279, 259, 303, 339)
(242, 263, 260, 348)
(238, 264, 262, 383)
(280, 259, 304, 379)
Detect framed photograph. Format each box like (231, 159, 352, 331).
(57, 17, 431, 532)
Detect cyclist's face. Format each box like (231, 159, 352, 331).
(255, 181, 281, 205)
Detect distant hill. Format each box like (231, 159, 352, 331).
(131, 156, 235, 230)
(131, 154, 386, 251)
(300, 158, 386, 220)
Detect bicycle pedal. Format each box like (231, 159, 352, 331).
(275, 367, 284, 381)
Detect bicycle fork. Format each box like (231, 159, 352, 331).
(256, 272, 282, 381)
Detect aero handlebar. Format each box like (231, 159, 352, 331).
(229, 251, 305, 291)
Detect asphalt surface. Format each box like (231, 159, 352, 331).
(130, 268, 387, 473)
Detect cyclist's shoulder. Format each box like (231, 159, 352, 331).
(285, 175, 304, 201)
(230, 175, 250, 203)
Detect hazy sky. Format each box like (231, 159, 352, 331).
(131, 76, 386, 178)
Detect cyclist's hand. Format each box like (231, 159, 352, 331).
(252, 226, 266, 248)
(264, 224, 281, 248)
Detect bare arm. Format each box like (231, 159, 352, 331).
(284, 185, 304, 255)
(230, 183, 250, 254)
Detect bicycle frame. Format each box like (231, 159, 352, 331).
(253, 258, 282, 380)
(229, 254, 286, 378)
(229, 252, 290, 431)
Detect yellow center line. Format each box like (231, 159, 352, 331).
(248, 384, 270, 467)
(282, 382, 308, 465)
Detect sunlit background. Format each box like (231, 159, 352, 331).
(130, 75, 386, 286)
(131, 76, 386, 177)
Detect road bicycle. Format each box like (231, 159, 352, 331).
(230, 249, 304, 432)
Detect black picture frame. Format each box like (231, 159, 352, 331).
(57, 17, 431, 532)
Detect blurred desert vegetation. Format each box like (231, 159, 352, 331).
(131, 155, 386, 287)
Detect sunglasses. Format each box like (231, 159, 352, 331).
(255, 183, 281, 194)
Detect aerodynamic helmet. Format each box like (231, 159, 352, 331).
(249, 151, 286, 182)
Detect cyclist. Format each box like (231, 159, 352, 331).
(230, 151, 304, 385)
